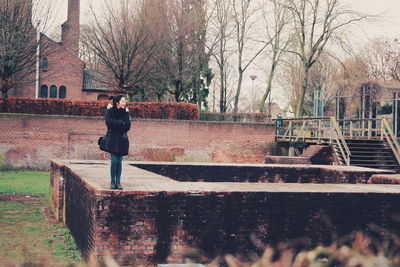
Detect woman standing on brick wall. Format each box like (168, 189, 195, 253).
(104, 95, 131, 190)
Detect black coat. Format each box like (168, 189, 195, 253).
(104, 107, 131, 156)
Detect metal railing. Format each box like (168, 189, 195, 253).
(337, 118, 400, 165)
(275, 117, 351, 165)
(382, 118, 400, 164)
(275, 117, 400, 141)
(276, 117, 336, 143)
(275, 117, 400, 166)
(337, 118, 382, 139)
(331, 117, 351, 166)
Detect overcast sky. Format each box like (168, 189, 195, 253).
(345, 0, 400, 42)
(49, 0, 400, 39)
(49, 0, 400, 109)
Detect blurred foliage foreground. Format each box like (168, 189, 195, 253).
(208, 229, 398, 267)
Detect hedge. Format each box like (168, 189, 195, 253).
(0, 97, 199, 120)
(200, 112, 272, 123)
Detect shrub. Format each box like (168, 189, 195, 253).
(200, 111, 272, 123)
(379, 104, 392, 115)
(0, 97, 198, 120)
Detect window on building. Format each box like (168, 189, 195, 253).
(40, 85, 48, 98)
(42, 57, 48, 70)
(50, 85, 57, 98)
(59, 86, 66, 99)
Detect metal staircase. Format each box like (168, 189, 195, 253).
(343, 139, 400, 171)
(275, 117, 400, 172)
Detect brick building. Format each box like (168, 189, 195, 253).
(8, 0, 116, 101)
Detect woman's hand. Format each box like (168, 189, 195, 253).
(126, 107, 129, 112)
(107, 103, 113, 109)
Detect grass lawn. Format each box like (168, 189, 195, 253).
(0, 171, 81, 266)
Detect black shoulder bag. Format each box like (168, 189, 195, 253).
(98, 135, 107, 151)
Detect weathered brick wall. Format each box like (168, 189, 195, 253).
(93, 192, 400, 266)
(302, 145, 339, 165)
(51, 161, 399, 266)
(64, 169, 98, 259)
(0, 113, 275, 169)
(265, 156, 311, 164)
(369, 174, 400, 184)
(130, 163, 380, 184)
(63, 173, 400, 266)
(49, 161, 66, 222)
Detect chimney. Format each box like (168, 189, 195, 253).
(61, 0, 80, 56)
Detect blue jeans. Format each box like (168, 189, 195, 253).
(110, 153, 123, 184)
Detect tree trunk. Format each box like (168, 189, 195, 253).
(233, 70, 243, 115)
(175, 80, 181, 102)
(0, 84, 9, 100)
(0, 86, 9, 112)
(259, 63, 277, 113)
(219, 64, 225, 113)
(295, 66, 310, 117)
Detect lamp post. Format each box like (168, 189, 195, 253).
(250, 75, 257, 113)
(35, 20, 41, 99)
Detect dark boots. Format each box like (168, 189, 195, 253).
(110, 182, 123, 190)
(110, 182, 117, 189)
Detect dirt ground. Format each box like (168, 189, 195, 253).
(0, 193, 81, 266)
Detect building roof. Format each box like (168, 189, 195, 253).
(83, 69, 118, 93)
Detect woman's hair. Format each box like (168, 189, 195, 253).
(110, 94, 125, 109)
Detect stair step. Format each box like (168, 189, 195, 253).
(333, 150, 392, 156)
(351, 149, 393, 155)
(351, 158, 396, 162)
(349, 147, 391, 153)
(346, 145, 388, 148)
(350, 156, 395, 160)
(346, 139, 384, 142)
(353, 164, 400, 169)
(346, 143, 385, 146)
(352, 160, 397, 164)
(331, 137, 400, 171)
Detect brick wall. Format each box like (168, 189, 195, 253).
(130, 162, 381, 184)
(0, 113, 275, 169)
(49, 161, 66, 222)
(64, 169, 97, 259)
(54, 161, 400, 266)
(92, 192, 400, 265)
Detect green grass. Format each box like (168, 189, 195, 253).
(0, 171, 50, 196)
(0, 171, 81, 265)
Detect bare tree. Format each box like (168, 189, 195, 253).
(0, 0, 54, 99)
(83, 0, 158, 94)
(79, 24, 101, 71)
(329, 55, 371, 117)
(362, 37, 400, 83)
(153, 0, 212, 108)
(231, 0, 270, 115)
(258, 0, 292, 113)
(280, 53, 303, 114)
(279, 0, 368, 117)
(206, 0, 235, 113)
